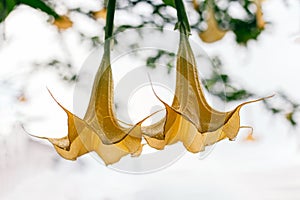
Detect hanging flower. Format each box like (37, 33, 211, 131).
(143, 34, 267, 152)
(33, 32, 269, 165)
(199, 7, 227, 43)
(37, 53, 150, 165)
(33, 0, 271, 165)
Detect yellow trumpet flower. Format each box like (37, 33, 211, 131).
(199, 7, 227, 43)
(36, 33, 269, 165)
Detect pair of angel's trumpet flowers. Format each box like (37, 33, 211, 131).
(37, 33, 270, 165)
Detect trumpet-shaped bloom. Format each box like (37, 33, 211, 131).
(36, 33, 268, 165)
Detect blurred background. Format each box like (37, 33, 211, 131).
(1, 0, 300, 199)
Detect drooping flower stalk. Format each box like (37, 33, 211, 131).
(174, 0, 191, 36)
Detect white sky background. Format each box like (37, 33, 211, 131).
(1, 0, 300, 199)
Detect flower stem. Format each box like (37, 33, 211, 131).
(174, 0, 191, 36)
(105, 0, 116, 40)
(104, 0, 116, 56)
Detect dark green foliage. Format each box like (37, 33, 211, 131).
(0, 0, 18, 23)
(263, 93, 299, 126)
(230, 18, 263, 44)
(146, 50, 175, 73)
(19, 0, 59, 18)
(0, 0, 59, 23)
(162, 0, 175, 8)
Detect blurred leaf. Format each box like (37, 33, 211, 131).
(19, 0, 59, 18)
(91, 36, 101, 47)
(146, 50, 175, 73)
(224, 89, 252, 101)
(162, 0, 175, 8)
(0, 0, 60, 23)
(262, 93, 299, 126)
(231, 18, 263, 44)
(0, 0, 18, 23)
(286, 112, 297, 126)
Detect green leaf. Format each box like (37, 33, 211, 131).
(230, 18, 263, 45)
(0, 0, 19, 23)
(162, 0, 176, 8)
(0, 0, 60, 23)
(19, 0, 59, 18)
